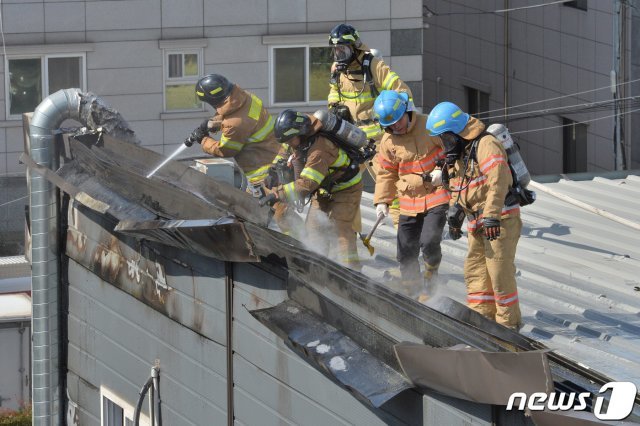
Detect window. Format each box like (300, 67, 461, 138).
(101, 387, 147, 426)
(269, 44, 332, 105)
(562, 118, 587, 173)
(103, 397, 125, 426)
(163, 49, 203, 112)
(564, 0, 587, 11)
(465, 86, 490, 116)
(6, 54, 85, 119)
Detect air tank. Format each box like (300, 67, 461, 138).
(486, 123, 531, 188)
(313, 110, 368, 149)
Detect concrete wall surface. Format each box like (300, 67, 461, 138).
(0, 0, 423, 180)
(422, 0, 636, 174)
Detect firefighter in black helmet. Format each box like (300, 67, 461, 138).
(327, 23, 413, 142)
(186, 74, 303, 236)
(195, 74, 234, 108)
(262, 109, 363, 271)
(273, 109, 313, 142)
(188, 73, 279, 187)
(327, 24, 414, 229)
(329, 24, 362, 73)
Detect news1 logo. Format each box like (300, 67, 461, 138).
(507, 382, 637, 420)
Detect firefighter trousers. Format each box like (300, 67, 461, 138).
(397, 204, 447, 282)
(464, 215, 522, 329)
(306, 183, 363, 270)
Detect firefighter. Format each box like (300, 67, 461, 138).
(327, 23, 413, 228)
(372, 91, 450, 300)
(260, 109, 363, 271)
(426, 101, 522, 330)
(187, 74, 301, 236)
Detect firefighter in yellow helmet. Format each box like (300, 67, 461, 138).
(260, 109, 363, 271)
(426, 101, 522, 330)
(327, 23, 413, 228)
(372, 91, 450, 300)
(187, 74, 302, 236)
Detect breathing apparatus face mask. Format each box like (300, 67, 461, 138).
(440, 132, 464, 166)
(333, 45, 354, 70)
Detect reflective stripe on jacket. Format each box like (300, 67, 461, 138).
(328, 47, 413, 141)
(201, 85, 280, 184)
(447, 116, 520, 230)
(277, 119, 362, 204)
(373, 113, 450, 216)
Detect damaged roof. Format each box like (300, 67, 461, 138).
(358, 173, 640, 388)
(24, 130, 640, 418)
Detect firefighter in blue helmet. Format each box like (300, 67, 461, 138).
(373, 90, 449, 300)
(426, 101, 522, 330)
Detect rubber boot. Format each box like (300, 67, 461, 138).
(418, 263, 440, 304)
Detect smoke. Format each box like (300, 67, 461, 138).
(302, 208, 334, 258)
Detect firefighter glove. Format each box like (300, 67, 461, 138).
(376, 203, 389, 218)
(184, 126, 209, 146)
(263, 173, 276, 190)
(259, 193, 278, 207)
(208, 118, 222, 133)
(483, 217, 501, 241)
(447, 203, 465, 229)
(429, 169, 443, 186)
(449, 226, 462, 241)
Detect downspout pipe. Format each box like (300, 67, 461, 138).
(29, 88, 82, 425)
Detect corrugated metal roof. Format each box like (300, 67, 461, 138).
(28, 132, 639, 417)
(358, 174, 640, 388)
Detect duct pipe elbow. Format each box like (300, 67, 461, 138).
(29, 88, 82, 135)
(29, 88, 82, 165)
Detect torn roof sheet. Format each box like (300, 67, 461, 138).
(34, 131, 640, 415)
(357, 174, 640, 388)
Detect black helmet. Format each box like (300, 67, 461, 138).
(195, 74, 234, 108)
(274, 109, 312, 143)
(329, 24, 361, 48)
(329, 24, 361, 67)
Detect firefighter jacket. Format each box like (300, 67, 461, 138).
(373, 113, 450, 217)
(275, 116, 362, 204)
(200, 85, 280, 185)
(448, 116, 520, 232)
(327, 45, 413, 140)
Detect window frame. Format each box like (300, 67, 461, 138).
(562, 117, 588, 173)
(100, 386, 148, 426)
(464, 85, 490, 116)
(264, 34, 331, 107)
(5, 52, 87, 120)
(161, 47, 204, 113)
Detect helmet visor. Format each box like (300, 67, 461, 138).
(333, 44, 353, 63)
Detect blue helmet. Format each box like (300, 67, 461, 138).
(425, 102, 470, 136)
(372, 90, 409, 127)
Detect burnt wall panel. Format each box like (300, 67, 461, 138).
(66, 201, 228, 343)
(67, 259, 228, 425)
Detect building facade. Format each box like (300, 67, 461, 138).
(422, 0, 639, 175)
(0, 0, 424, 177)
(0, 0, 424, 255)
